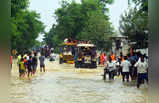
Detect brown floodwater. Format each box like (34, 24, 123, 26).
(10, 58, 148, 103)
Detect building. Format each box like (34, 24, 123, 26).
(110, 34, 130, 56)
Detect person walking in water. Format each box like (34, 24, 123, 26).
(39, 53, 45, 72)
(98, 54, 101, 65)
(19, 58, 26, 78)
(17, 54, 22, 66)
(26, 56, 33, 78)
(100, 52, 104, 66)
(111, 52, 115, 61)
(11, 55, 13, 69)
(134, 55, 148, 88)
(32, 52, 38, 75)
(103, 56, 114, 80)
(103, 53, 107, 66)
(121, 56, 131, 82)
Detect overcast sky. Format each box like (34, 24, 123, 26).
(29, 0, 128, 42)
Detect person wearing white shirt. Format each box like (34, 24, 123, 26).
(103, 56, 116, 80)
(50, 52, 55, 61)
(121, 56, 131, 82)
(112, 60, 119, 76)
(26, 54, 29, 60)
(134, 55, 148, 88)
(64, 38, 68, 43)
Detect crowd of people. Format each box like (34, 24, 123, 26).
(11, 42, 148, 88)
(15, 52, 46, 79)
(64, 38, 92, 45)
(102, 51, 148, 88)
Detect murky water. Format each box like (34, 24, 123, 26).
(10, 59, 148, 103)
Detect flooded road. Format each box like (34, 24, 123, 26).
(10, 59, 148, 103)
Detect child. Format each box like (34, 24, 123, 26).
(19, 58, 26, 78)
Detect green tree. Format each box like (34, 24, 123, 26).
(11, 0, 45, 53)
(77, 10, 113, 51)
(11, 0, 29, 17)
(131, 0, 148, 12)
(119, 0, 148, 49)
(45, 0, 114, 51)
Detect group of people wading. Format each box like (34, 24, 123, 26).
(102, 51, 148, 88)
(15, 51, 46, 79)
(11, 40, 148, 89)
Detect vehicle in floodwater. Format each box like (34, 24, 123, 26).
(59, 42, 76, 64)
(75, 43, 97, 68)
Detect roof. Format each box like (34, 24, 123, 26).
(77, 44, 95, 47)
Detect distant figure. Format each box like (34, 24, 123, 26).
(68, 38, 72, 43)
(100, 52, 104, 66)
(87, 40, 92, 44)
(17, 54, 21, 66)
(117, 57, 122, 76)
(26, 56, 33, 78)
(39, 53, 45, 72)
(11, 55, 13, 69)
(74, 40, 77, 46)
(111, 53, 115, 61)
(103, 53, 107, 66)
(23, 53, 27, 59)
(26, 53, 30, 60)
(50, 52, 55, 61)
(19, 58, 26, 78)
(64, 38, 68, 43)
(12, 49, 17, 59)
(23, 57, 28, 74)
(74, 47, 78, 63)
(77, 51, 83, 68)
(98, 55, 101, 65)
(32, 53, 38, 74)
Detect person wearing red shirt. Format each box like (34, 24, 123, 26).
(100, 53, 104, 66)
(111, 53, 115, 61)
(11, 56, 13, 68)
(74, 40, 77, 46)
(23, 57, 28, 75)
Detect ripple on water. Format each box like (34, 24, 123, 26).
(10, 60, 148, 103)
